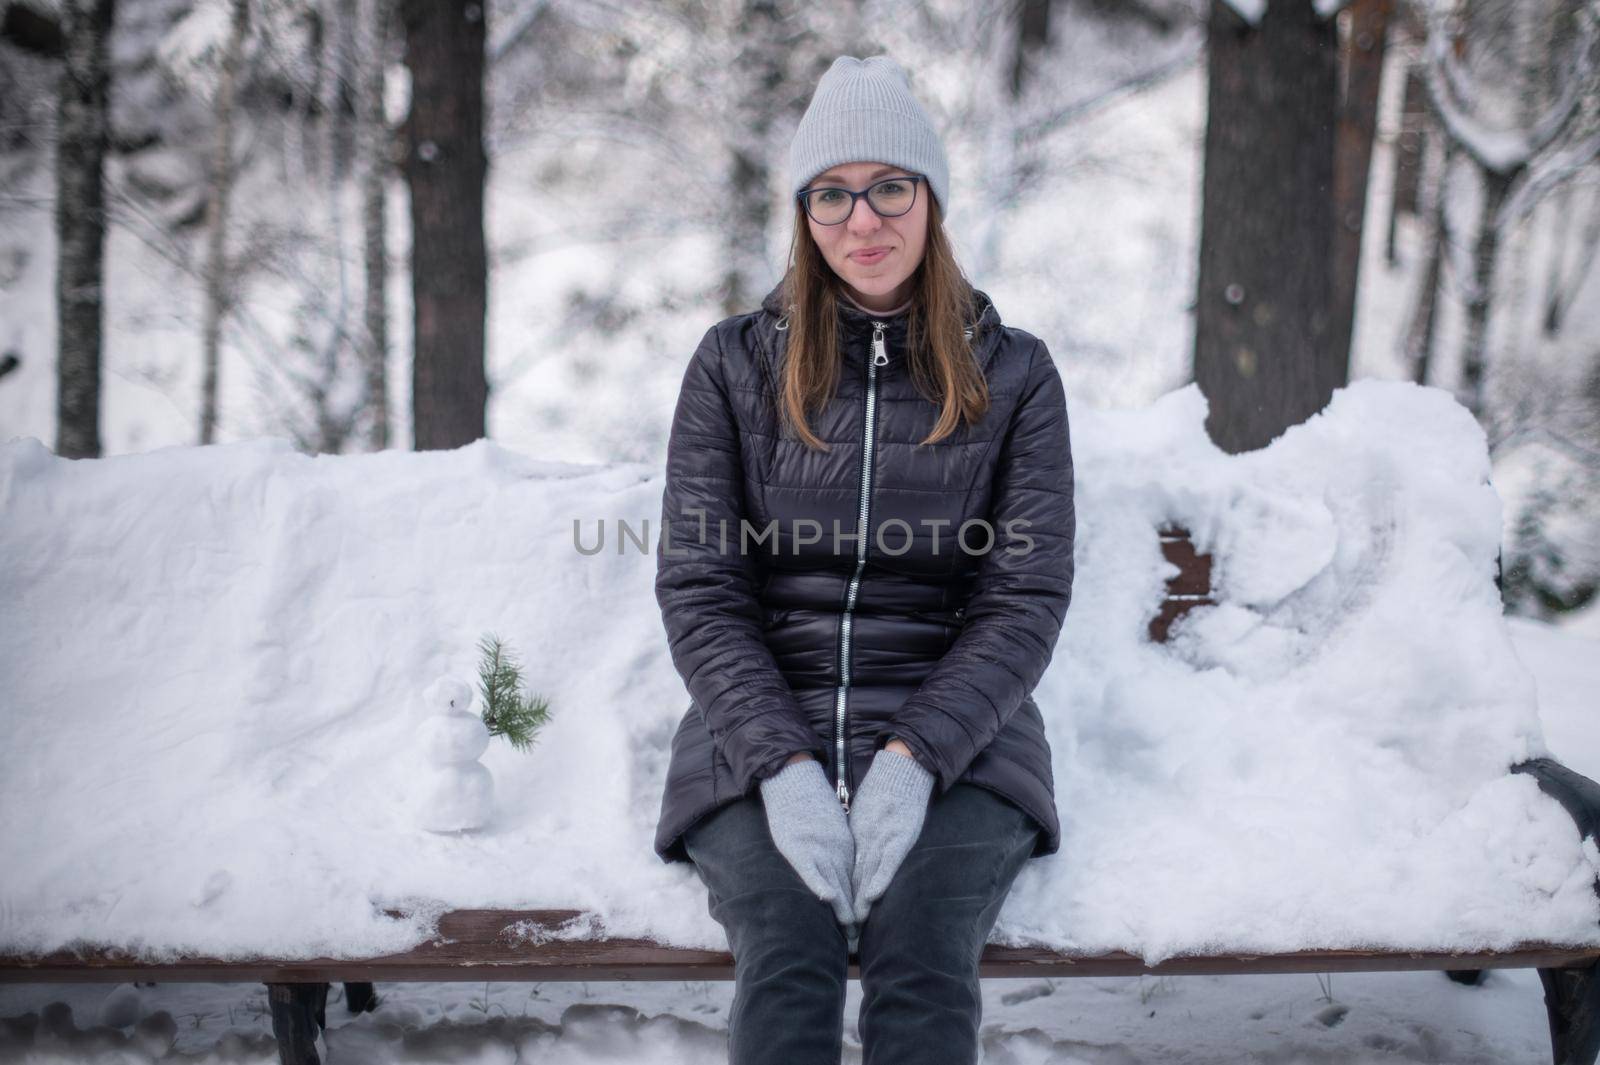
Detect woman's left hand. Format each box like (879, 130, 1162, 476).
(848, 746, 936, 924)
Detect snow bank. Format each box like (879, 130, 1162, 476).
(1, 379, 1596, 966)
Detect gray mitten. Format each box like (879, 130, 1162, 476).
(758, 759, 856, 928)
(848, 748, 935, 924)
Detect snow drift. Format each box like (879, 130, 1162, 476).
(1, 378, 1596, 966)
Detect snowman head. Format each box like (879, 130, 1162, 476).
(423, 676, 475, 716)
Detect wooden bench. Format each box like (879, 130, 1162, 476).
(4, 525, 1598, 1065)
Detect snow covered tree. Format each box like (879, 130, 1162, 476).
(197, 0, 248, 446)
(358, 0, 391, 450)
(1193, 0, 1342, 454)
(466, 0, 1197, 389)
(1388, 0, 1600, 621)
(1008, 0, 1054, 99)
(1413, 0, 1600, 417)
(263, 0, 399, 454)
(53, 0, 117, 459)
(1383, 28, 1430, 265)
(718, 0, 796, 315)
(75, 0, 400, 455)
(541, 0, 859, 315)
(1500, 439, 1600, 619)
(1190, 0, 1412, 454)
(1328, 0, 1394, 385)
(864, 0, 1201, 282)
(401, 0, 488, 450)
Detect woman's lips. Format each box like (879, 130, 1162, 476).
(850, 247, 890, 265)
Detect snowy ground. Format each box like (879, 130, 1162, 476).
(0, 960, 1568, 1064)
(1, 612, 1592, 1065)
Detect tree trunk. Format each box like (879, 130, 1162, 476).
(1542, 184, 1600, 336)
(305, 0, 360, 455)
(1538, 182, 1574, 337)
(1193, 0, 1340, 454)
(720, 0, 784, 316)
(332, 0, 357, 184)
(199, 0, 248, 446)
(401, 0, 488, 450)
(53, 0, 115, 459)
(1405, 139, 1453, 386)
(1327, 0, 1391, 389)
(1009, 0, 1052, 99)
(1459, 166, 1513, 418)
(361, 0, 391, 449)
(722, 144, 771, 317)
(301, 6, 326, 179)
(1392, 61, 1428, 217)
(2, 3, 66, 58)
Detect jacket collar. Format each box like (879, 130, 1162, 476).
(755, 278, 1003, 374)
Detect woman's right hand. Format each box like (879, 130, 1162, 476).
(757, 758, 856, 928)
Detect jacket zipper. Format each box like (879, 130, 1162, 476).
(833, 320, 889, 813)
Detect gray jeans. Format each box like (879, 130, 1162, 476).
(683, 782, 1042, 1065)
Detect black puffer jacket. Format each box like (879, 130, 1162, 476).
(653, 278, 1075, 865)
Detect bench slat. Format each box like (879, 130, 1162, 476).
(1150, 526, 1213, 641)
(3, 909, 1596, 984)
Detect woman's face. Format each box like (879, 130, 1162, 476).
(804, 161, 929, 314)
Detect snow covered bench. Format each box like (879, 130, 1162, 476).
(2, 384, 1598, 1064)
(4, 527, 1599, 1064)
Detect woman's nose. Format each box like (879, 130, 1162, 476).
(846, 196, 882, 234)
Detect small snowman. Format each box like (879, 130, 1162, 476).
(416, 676, 494, 832)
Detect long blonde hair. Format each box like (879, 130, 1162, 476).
(777, 195, 990, 451)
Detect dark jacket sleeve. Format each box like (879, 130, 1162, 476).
(879, 338, 1076, 791)
(655, 323, 830, 795)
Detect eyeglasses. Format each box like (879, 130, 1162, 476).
(797, 174, 925, 225)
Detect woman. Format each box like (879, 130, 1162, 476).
(652, 54, 1075, 1065)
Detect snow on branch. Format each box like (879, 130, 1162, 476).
(1422, 0, 1598, 176)
(1500, 129, 1600, 230)
(1217, 0, 1352, 26)
(1015, 44, 1202, 142)
(1220, 0, 1267, 25)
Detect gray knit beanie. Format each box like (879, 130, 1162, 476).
(789, 55, 950, 215)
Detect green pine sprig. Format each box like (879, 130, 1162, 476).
(476, 633, 552, 753)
